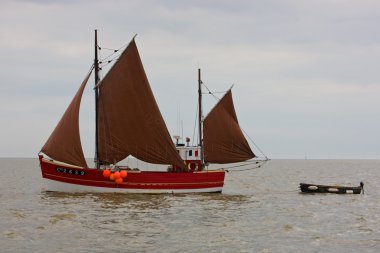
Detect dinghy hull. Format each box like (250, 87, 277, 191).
(299, 183, 362, 194)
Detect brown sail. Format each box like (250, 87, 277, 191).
(97, 39, 185, 169)
(41, 72, 91, 168)
(204, 90, 255, 163)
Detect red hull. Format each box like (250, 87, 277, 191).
(39, 156, 225, 193)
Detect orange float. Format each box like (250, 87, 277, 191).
(115, 178, 123, 184)
(120, 170, 127, 178)
(109, 173, 115, 181)
(102, 169, 111, 178)
(114, 171, 121, 179)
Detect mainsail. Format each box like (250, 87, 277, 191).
(97, 39, 185, 169)
(203, 90, 255, 163)
(41, 72, 91, 168)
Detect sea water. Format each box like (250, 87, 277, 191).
(1, 158, 379, 253)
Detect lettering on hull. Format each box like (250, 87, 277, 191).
(56, 167, 86, 176)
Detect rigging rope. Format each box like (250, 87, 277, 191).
(202, 82, 221, 102)
(97, 42, 129, 70)
(202, 91, 225, 94)
(98, 42, 129, 62)
(241, 128, 268, 159)
(99, 53, 123, 69)
(99, 47, 119, 52)
(223, 159, 268, 172)
(88, 63, 95, 73)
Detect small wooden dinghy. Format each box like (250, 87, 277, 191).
(299, 182, 363, 194)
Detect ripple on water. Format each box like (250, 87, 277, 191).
(49, 213, 76, 225)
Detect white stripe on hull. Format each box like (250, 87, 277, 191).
(42, 178, 223, 194)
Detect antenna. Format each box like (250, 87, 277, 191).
(177, 103, 180, 139)
(173, 135, 181, 146)
(181, 120, 184, 142)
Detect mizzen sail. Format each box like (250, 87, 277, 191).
(97, 39, 185, 169)
(203, 90, 255, 163)
(41, 72, 91, 168)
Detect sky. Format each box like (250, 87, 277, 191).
(0, 0, 379, 159)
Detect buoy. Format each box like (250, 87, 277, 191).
(187, 162, 198, 172)
(308, 185, 318, 190)
(120, 170, 127, 178)
(102, 169, 111, 178)
(114, 171, 121, 179)
(346, 190, 354, 194)
(115, 177, 123, 184)
(328, 188, 338, 193)
(110, 173, 115, 181)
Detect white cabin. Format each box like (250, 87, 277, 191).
(176, 144, 201, 161)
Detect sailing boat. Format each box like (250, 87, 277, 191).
(38, 30, 259, 193)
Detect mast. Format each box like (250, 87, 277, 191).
(198, 68, 204, 165)
(94, 29, 100, 169)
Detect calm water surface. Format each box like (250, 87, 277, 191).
(1, 158, 379, 253)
